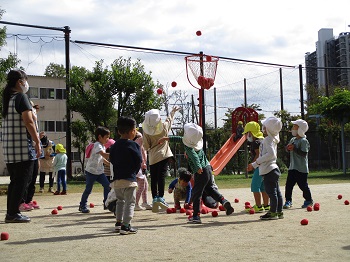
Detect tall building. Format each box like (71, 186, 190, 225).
(305, 28, 350, 94)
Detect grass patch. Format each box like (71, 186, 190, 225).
(1, 170, 349, 195)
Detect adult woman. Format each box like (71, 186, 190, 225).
(2, 69, 41, 223)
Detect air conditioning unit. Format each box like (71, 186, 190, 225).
(75, 166, 82, 174)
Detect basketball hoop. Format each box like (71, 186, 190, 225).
(185, 54, 219, 90)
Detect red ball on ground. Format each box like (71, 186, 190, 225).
(307, 206, 313, 212)
(89, 203, 94, 208)
(180, 208, 186, 213)
(188, 215, 193, 220)
(201, 208, 207, 214)
(212, 211, 218, 217)
(313, 205, 320, 211)
(166, 208, 173, 214)
(234, 198, 239, 203)
(171, 81, 177, 87)
(245, 202, 251, 206)
(171, 207, 177, 213)
(338, 194, 343, 199)
(51, 209, 58, 215)
(300, 218, 309, 225)
(1, 232, 10, 241)
(186, 210, 192, 216)
(32, 200, 37, 205)
(57, 205, 63, 210)
(314, 202, 320, 207)
(249, 208, 255, 214)
(245, 205, 252, 210)
(156, 88, 163, 95)
(196, 30, 202, 36)
(219, 205, 225, 211)
(344, 200, 350, 205)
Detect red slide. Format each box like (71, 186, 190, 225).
(210, 134, 246, 176)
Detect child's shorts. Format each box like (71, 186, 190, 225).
(251, 168, 265, 193)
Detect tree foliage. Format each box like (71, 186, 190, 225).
(44, 63, 66, 78)
(71, 120, 89, 172)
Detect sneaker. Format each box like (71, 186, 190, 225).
(263, 205, 270, 211)
(39, 187, 44, 193)
(120, 224, 138, 235)
(48, 187, 54, 193)
(260, 212, 279, 220)
(115, 221, 122, 233)
(283, 201, 293, 209)
(277, 212, 284, 219)
(187, 216, 202, 224)
(158, 197, 169, 207)
(141, 202, 152, 210)
(253, 205, 265, 213)
(152, 202, 168, 213)
(27, 201, 40, 209)
(5, 213, 31, 223)
(78, 206, 90, 213)
(53, 191, 60, 195)
(19, 203, 34, 212)
(301, 200, 313, 208)
(134, 205, 146, 211)
(60, 191, 67, 195)
(174, 203, 181, 210)
(223, 200, 234, 215)
(152, 197, 159, 204)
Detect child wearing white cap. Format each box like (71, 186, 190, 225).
(247, 116, 283, 220)
(283, 119, 313, 209)
(159, 123, 234, 224)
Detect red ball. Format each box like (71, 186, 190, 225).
(206, 56, 212, 62)
(171, 81, 177, 87)
(219, 205, 225, 211)
(245, 205, 252, 210)
(314, 202, 320, 207)
(300, 218, 308, 225)
(1, 232, 9, 241)
(188, 215, 193, 220)
(196, 30, 202, 36)
(201, 208, 207, 214)
(307, 206, 313, 212)
(51, 209, 58, 215)
(166, 208, 173, 214)
(338, 194, 343, 199)
(186, 210, 192, 216)
(249, 208, 255, 214)
(313, 205, 320, 211)
(234, 198, 239, 203)
(212, 211, 218, 217)
(344, 200, 350, 205)
(180, 208, 186, 213)
(171, 207, 177, 213)
(57, 205, 63, 210)
(32, 200, 37, 205)
(156, 88, 163, 95)
(89, 203, 94, 208)
(245, 202, 251, 206)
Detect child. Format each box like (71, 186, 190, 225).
(52, 144, 68, 195)
(79, 126, 111, 213)
(134, 131, 152, 211)
(168, 167, 192, 210)
(39, 134, 55, 193)
(142, 107, 179, 207)
(159, 123, 234, 224)
(109, 116, 142, 235)
(234, 121, 244, 141)
(243, 121, 270, 213)
(283, 119, 313, 209)
(247, 116, 283, 220)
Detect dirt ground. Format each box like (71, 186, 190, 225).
(0, 183, 350, 262)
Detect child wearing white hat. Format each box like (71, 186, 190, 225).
(247, 116, 283, 220)
(159, 123, 234, 224)
(283, 119, 313, 209)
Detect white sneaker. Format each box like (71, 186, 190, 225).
(134, 205, 146, 211)
(39, 188, 44, 193)
(141, 202, 153, 210)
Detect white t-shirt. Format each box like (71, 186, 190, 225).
(85, 142, 105, 175)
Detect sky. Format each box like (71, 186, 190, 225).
(1, 0, 350, 125)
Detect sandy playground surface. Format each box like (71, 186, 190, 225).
(0, 183, 350, 262)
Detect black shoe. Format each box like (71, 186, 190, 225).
(115, 221, 122, 233)
(120, 224, 138, 235)
(5, 213, 31, 223)
(78, 206, 90, 213)
(223, 200, 234, 215)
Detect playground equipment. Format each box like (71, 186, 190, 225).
(210, 107, 259, 175)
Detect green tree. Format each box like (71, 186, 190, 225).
(44, 63, 66, 78)
(71, 120, 89, 173)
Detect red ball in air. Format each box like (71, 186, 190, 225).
(157, 88, 163, 95)
(196, 30, 202, 36)
(171, 81, 177, 87)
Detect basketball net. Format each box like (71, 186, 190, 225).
(185, 54, 219, 90)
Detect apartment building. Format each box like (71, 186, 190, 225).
(0, 75, 83, 175)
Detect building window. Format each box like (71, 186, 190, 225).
(39, 121, 66, 132)
(29, 87, 39, 99)
(56, 89, 66, 100)
(40, 88, 55, 99)
(71, 152, 81, 161)
(56, 121, 67, 132)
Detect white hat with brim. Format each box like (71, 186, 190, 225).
(291, 119, 308, 138)
(182, 123, 203, 151)
(262, 117, 282, 143)
(142, 109, 163, 136)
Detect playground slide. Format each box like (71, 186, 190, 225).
(210, 134, 246, 176)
